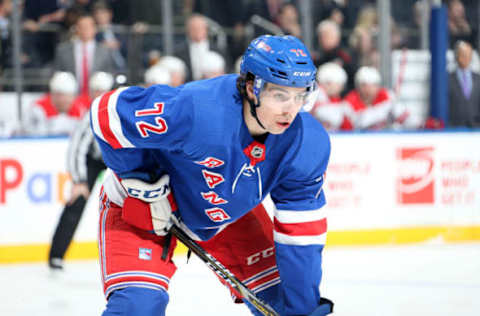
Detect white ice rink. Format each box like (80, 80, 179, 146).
(1, 243, 479, 316)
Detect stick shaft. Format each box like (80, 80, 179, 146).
(169, 225, 279, 316)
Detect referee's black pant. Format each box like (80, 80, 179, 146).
(48, 156, 105, 263)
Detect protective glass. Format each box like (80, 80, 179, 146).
(256, 77, 318, 111)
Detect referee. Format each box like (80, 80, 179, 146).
(48, 72, 113, 270)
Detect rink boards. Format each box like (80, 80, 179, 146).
(1, 131, 479, 263)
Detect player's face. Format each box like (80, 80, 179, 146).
(323, 81, 344, 97)
(357, 82, 379, 105)
(51, 92, 75, 113)
(252, 83, 308, 135)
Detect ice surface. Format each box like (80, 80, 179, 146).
(1, 243, 479, 316)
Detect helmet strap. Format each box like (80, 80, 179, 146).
(247, 97, 266, 130)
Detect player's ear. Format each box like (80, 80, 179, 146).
(245, 80, 257, 103)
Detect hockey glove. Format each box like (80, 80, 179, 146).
(308, 297, 334, 316)
(121, 175, 178, 236)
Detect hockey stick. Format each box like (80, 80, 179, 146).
(169, 224, 279, 316)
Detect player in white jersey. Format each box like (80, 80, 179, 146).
(310, 62, 353, 130)
(344, 66, 412, 130)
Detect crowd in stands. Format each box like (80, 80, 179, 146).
(0, 0, 479, 137)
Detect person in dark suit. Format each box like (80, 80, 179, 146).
(93, 1, 127, 71)
(54, 14, 114, 96)
(174, 14, 226, 82)
(448, 40, 480, 127)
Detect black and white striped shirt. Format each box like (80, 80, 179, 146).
(66, 111, 102, 183)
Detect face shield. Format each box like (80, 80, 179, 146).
(301, 81, 319, 112)
(254, 76, 319, 112)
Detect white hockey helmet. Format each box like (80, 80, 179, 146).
(354, 66, 381, 86)
(317, 62, 347, 85)
(200, 51, 225, 76)
(157, 56, 188, 79)
(89, 71, 114, 92)
(49, 71, 77, 94)
(144, 65, 172, 85)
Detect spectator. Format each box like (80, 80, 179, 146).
(348, 3, 376, 58)
(448, 0, 475, 48)
(54, 14, 114, 96)
(355, 5, 378, 30)
(23, 0, 67, 66)
(23, 72, 87, 135)
(200, 50, 225, 79)
(314, 19, 357, 92)
(448, 40, 480, 127)
(93, 1, 126, 71)
(192, 0, 246, 64)
(63, 4, 84, 35)
(348, 26, 379, 68)
(0, 0, 12, 73)
(144, 65, 171, 87)
(344, 66, 411, 130)
(175, 14, 224, 82)
(353, 4, 405, 49)
(156, 56, 187, 87)
(276, 3, 302, 38)
(404, 0, 429, 49)
(310, 62, 353, 131)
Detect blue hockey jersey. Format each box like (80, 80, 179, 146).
(91, 74, 331, 315)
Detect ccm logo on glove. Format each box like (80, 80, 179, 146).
(125, 183, 170, 200)
(122, 176, 171, 203)
(120, 175, 177, 235)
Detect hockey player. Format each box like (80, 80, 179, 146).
(24, 71, 88, 135)
(310, 62, 353, 131)
(92, 35, 333, 316)
(344, 66, 410, 130)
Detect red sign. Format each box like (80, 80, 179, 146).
(397, 147, 434, 204)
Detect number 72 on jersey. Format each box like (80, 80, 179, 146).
(135, 102, 168, 137)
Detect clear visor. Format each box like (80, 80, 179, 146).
(302, 82, 319, 112)
(257, 78, 319, 111)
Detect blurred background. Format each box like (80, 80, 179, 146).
(0, 0, 479, 315)
(2, 0, 480, 133)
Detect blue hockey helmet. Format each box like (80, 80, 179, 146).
(240, 35, 317, 98)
